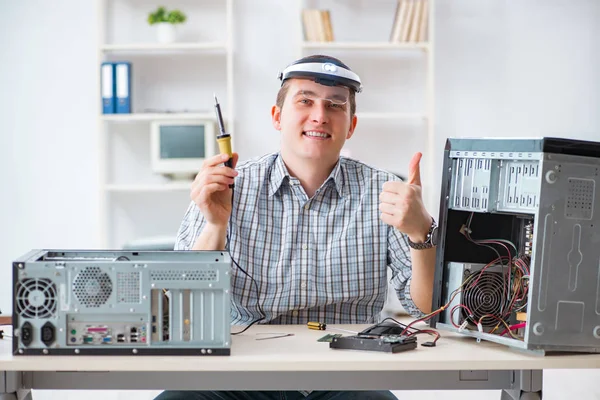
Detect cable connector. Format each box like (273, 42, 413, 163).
(459, 224, 472, 235)
(477, 323, 483, 333)
(458, 320, 468, 332)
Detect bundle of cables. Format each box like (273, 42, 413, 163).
(373, 317, 441, 347)
(399, 212, 531, 341)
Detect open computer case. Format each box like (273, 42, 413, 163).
(431, 137, 600, 354)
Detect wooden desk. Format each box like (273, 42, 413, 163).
(0, 321, 599, 400)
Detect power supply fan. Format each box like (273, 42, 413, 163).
(461, 271, 506, 327)
(16, 278, 58, 319)
(73, 266, 113, 308)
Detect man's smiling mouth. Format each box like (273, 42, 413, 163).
(303, 131, 331, 139)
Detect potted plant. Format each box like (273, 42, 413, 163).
(147, 6, 187, 43)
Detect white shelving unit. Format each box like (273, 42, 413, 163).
(301, 41, 429, 50)
(96, 0, 234, 248)
(298, 0, 436, 213)
(104, 182, 192, 193)
(100, 42, 228, 52)
(101, 112, 222, 122)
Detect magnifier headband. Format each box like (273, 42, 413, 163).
(278, 62, 362, 93)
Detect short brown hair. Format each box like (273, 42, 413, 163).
(276, 54, 357, 118)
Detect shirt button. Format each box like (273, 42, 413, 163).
(304, 204, 309, 210)
(300, 282, 307, 289)
(302, 244, 308, 250)
(292, 311, 299, 317)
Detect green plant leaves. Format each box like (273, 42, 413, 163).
(148, 7, 186, 25)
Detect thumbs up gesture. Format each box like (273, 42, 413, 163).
(379, 152, 433, 242)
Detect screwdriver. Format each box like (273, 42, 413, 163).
(307, 322, 357, 334)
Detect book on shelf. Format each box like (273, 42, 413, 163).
(390, 0, 428, 43)
(302, 9, 334, 42)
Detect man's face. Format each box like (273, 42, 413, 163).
(272, 78, 357, 166)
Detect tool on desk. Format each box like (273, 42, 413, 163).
(255, 333, 295, 340)
(213, 94, 234, 189)
(307, 322, 357, 334)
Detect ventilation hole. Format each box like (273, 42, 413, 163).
(150, 270, 218, 281)
(73, 266, 113, 308)
(462, 272, 506, 327)
(116, 272, 141, 303)
(16, 278, 57, 318)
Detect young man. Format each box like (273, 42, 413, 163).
(156, 55, 437, 400)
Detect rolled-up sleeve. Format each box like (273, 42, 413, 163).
(174, 201, 207, 250)
(387, 226, 425, 318)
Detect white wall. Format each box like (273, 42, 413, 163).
(1, 1, 600, 399)
(1, 1, 100, 312)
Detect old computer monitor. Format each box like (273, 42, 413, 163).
(150, 119, 217, 180)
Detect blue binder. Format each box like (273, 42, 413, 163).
(115, 62, 132, 114)
(100, 62, 116, 114)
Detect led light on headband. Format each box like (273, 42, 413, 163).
(278, 62, 363, 93)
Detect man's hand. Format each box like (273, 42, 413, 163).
(379, 152, 432, 242)
(190, 152, 239, 227)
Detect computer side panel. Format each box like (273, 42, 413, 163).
(525, 154, 600, 353)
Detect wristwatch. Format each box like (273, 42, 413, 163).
(407, 217, 438, 250)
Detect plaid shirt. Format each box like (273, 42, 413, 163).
(175, 153, 424, 325)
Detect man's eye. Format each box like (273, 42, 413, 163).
(329, 103, 344, 109)
(300, 98, 311, 104)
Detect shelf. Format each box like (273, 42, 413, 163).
(301, 41, 429, 51)
(100, 42, 228, 53)
(356, 112, 427, 120)
(105, 183, 192, 192)
(101, 113, 218, 122)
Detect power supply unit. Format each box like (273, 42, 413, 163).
(12, 249, 231, 355)
(431, 137, 600, 354)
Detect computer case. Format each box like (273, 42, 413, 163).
(431, 137, 600, 354)
(12, 249, 231, 355)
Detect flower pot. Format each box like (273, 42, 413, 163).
(156, 23, 176, 43)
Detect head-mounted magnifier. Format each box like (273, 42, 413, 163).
(278, 57, 363, 93)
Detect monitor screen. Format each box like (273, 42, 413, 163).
(150, 119, 217, 178)
(159, 125, 206, 159)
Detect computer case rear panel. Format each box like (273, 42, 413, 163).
(431, 138, 600, 354)
(12, 250, 231, 355)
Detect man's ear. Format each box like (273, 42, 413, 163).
(271, 105, 282, 131)
(346, 114, 358, 140)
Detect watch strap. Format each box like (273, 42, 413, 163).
(407, 218, 437, 250)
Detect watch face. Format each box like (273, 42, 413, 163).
(431, 226, 439, 246)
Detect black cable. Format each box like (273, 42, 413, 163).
(225, 186, 267, 335)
